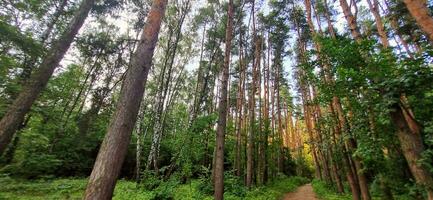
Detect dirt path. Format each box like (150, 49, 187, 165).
(282, 184, 318, 200)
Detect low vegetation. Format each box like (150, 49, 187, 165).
(0, 175, 308, 200)
(311, 179, 352, 200)
(311, 179, 421, 200)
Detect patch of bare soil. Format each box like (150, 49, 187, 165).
(282, 184, 318, 200)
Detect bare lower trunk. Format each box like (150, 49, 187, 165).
(352, 153, 371, 200)
(390, 103, 433, 200)
(83, 0, 167, 198)
(343, 150, 361, 200)
(379, 174, 394, 200)
(0, 0, 95, 155)
(135, 103, 146, 183)
(213, 0, 233, 198)
(329, 146, 344, 193)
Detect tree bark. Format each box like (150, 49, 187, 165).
(83, 0, 167, 198)
(339, 0, 362, 41)
(213, 0, 233, 198)
(366, 0, 390, 48)
(235, 29, 245, 177)
(403, 0, 433, 42)
(0, 0, 95, 155)
(247, 19, 261, 189)
(40, 0, 69, 44)
(390, 103, 433, 200)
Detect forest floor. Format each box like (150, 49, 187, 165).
(283, 184, 317, 200)
(0, 175, 309, 199)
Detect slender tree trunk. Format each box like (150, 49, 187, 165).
(388, 15, 413, 57)
(337, 2, 374, 199)
(329, 144, 345, 193)
(339, 0, 362, 41)
(366, 0, 389, 48)
(83, 0, 167, 198)
(246, 56, 257, 183)
(213, 0, 233, 198)
(247, 1, 258, 187)
(40, 0, 69, 44)
(0, 0, 95, 155)
(19, 0, 69, 81)
(135, 101, 147, 183)
(189, 25, 207, 126)
(323, 0, 336, 38)
(257, 38, 265, 185)
(235, 29, 245, 177)
(147, 2, 189, 171)
(275, 62, 284, 173)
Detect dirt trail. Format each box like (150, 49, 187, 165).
(282, 184, 318, 200)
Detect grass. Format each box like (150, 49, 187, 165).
(311, 179, 352, 200)
(0, 175, 309, 200)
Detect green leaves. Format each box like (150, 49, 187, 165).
(0, 20, 43, 56)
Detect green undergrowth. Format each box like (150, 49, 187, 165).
(311, 179, 418, 200)
(311, 179, 352, 200)
(0, 175, 308, 200)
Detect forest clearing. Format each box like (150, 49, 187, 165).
(0, 0, 433, 199)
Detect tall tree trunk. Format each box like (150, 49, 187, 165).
(339, 0, 362, 41)
(344, 0, 433, 198)
(213, 0, 233, 198)
(247, 0, 258, 188)
(366, 0, 390, 48)
(235, 29, 245, 177)
(275, 60, 284, 173)
(189, 25, 207, 126)
(257, 37, 264, 185)
(135, 101, 148, 183)
(0, 0, 95, 155)
(390, 103, 433, 200)
(403, 0, 433, 42)
(323, 0, 336, 38)
(19, 0, 69, 82)
(83, 0, 167, 198)
(338, 1, 374, 199)
(40, 0, 69, 44)
(246, 14, 261, 188)
(263, 31, 271, 183)
(329, 142, 345, 193)
(147, 2, 189, 171)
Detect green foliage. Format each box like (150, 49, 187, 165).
(0, 21, 43, 56)
(245, 176, 308, 200)
(0, 176, 87, 199)
(0, 128, 62, 178)
(311, 179, 352, 200)
(0, 176, 309, 200)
